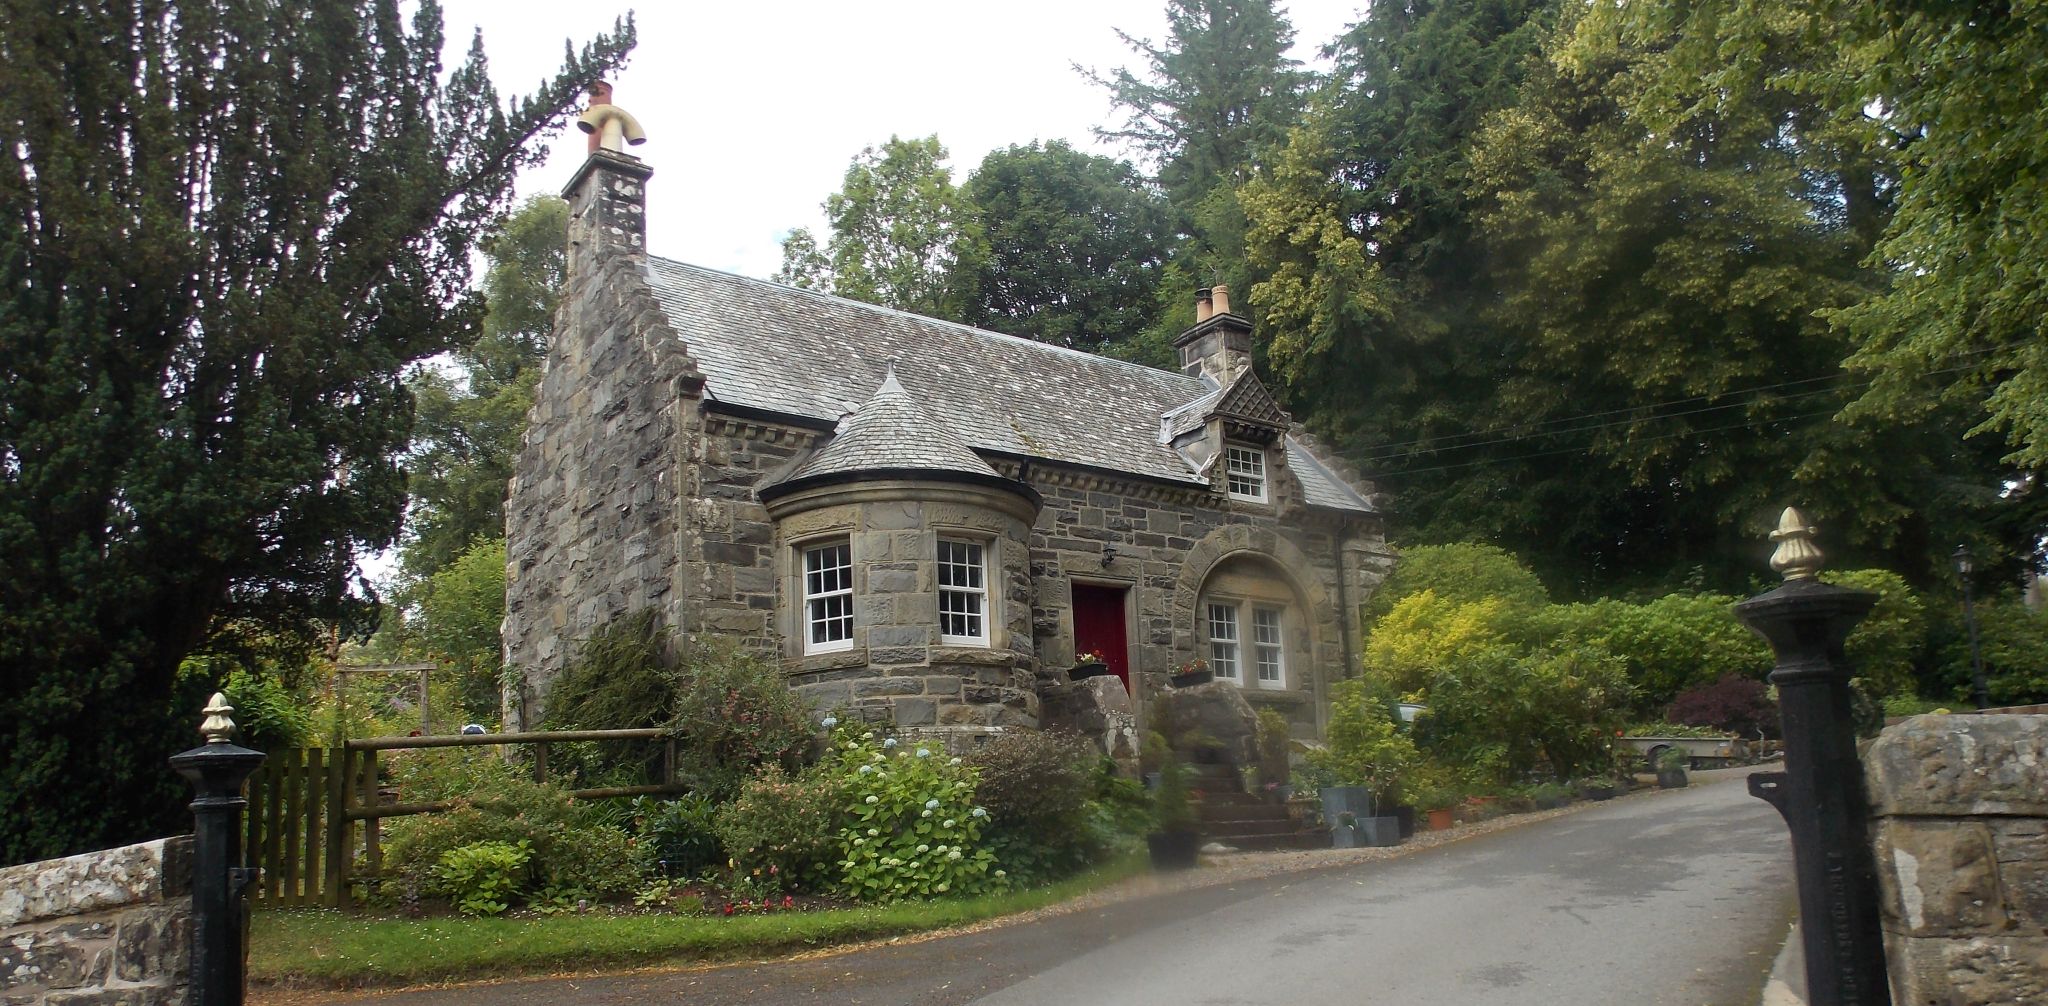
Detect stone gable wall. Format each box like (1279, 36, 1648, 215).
(0, 837, 193, 1006)
(502, 246, 701, 727)
(1864, 714, 2048, 1004)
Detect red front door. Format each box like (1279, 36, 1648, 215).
(1071, 584, 1130, 690)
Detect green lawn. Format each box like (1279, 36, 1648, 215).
(252, 856, 1146, 988)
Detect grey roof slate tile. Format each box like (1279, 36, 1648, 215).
(641, 257, 1373, 513)
(784, 368, 1003, 482)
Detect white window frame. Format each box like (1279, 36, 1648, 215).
(1252, 605, 1286, 689)
(1225, 444, 1268, 503)
(937, 537, 989, 647)
(802, 539, 854, 654)
(1207, 602, 1241, 682)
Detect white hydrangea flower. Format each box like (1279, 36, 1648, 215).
(921, 809, 933, 818)
(883, 737, 898, 748)
(852, 837, 866, 845)
(865, 795, 880, 805)
(946, 849, 963, 861)
(916, 844, 929, 854)
(943, 819, 955, 828)
(994, 869, 1007, 878)
(971, 807, 987, 818)
(821, 716, 839, 729)
(867, 828, 879, 837)
(858, 764, 874, 774)
(948, 757, 962, 765)
(916, 747, 930, 757)
(925, 798, 940, 809)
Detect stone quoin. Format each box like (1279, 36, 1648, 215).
(503, 85, 1393, 751)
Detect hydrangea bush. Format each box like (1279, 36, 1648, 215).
(828, 729, 1006, 901)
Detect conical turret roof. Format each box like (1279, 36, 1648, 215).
(762, 366, 1035, 504)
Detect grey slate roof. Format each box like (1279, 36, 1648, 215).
(783, 368, 1004, 482)
(641, 256, 1373, 513)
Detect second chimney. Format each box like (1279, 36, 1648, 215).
(1173, 284, 1252, 385)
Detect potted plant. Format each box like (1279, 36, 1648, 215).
(1403, 778, 1457, 831)
(1331, 810, 1362, 849)
(1144, 732, 1200, 870)
(1656, 747, 1690, 789)
(1169, 658, 1213, 689)
(1579, 776, 1620, 801)
(1068, 650, 1112, 681)
(1305, 679, 1420, 838)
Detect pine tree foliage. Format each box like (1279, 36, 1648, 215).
(0, 0, 633, 863)
(1083, 0, 1307, 218)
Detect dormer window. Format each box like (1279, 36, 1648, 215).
(1225, 444, 1268, 503)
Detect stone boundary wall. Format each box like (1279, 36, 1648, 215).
(1864, 714, 2048, 1004)
(0, 836, 194, 1005)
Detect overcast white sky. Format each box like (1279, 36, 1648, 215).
(439, 0, 1363, 279)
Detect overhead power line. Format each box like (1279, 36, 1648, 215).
(1353, 343, 2007, 463)
(1373, 405, 1852, 479)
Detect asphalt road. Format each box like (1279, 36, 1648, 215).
(328, 771, 1794, 1006)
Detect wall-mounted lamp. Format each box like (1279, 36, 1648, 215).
(1102, 545, 1120, 567)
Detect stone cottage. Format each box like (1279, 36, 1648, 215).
(503, 96, 1393, 751)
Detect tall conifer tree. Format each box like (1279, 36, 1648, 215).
(0, 0, 632, 862)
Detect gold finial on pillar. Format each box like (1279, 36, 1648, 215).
(1768, 506, 1824, 581)
(200, 692, 237, 744)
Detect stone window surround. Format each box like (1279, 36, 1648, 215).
(936, 529, 995, 648)
(1197, 554, 1306, 694)
(800, 536, 855, 655)
(1202, 595, 1290, 690)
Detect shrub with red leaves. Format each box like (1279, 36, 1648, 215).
(1666, 675, 1778, 739)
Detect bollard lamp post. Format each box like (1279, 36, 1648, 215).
(170, 692, 266, 1006)
(1953, 545, 1990, 710)
(1737, 508, 1890, 1006)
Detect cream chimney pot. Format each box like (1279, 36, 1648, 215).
(1195, 288, 1214, 323)
(1211, 284, 1232, 316)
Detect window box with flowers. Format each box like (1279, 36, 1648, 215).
(1168, 658, 1213, 689)
(1068, 650, 1113, 681)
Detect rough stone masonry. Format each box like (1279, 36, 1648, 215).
(0, 836, 193, 1006)
(1865, 713, 2048, 1005)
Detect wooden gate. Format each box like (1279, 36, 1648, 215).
(242, 730, 683, 907)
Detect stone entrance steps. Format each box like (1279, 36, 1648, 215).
(1183, 761, 1330, 851)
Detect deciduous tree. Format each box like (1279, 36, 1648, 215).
(955, 141, 1170, 357)
(775, 135, 982, 320)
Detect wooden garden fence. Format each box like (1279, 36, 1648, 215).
(241, 729, 686, 907)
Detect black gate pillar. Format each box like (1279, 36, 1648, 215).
(1736, 508, 1890, 1006)
(170, 692, 266, 1006)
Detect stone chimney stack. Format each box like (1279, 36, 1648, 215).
(562, 80, 652, 278)
(1173, 284, 1252, 384)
